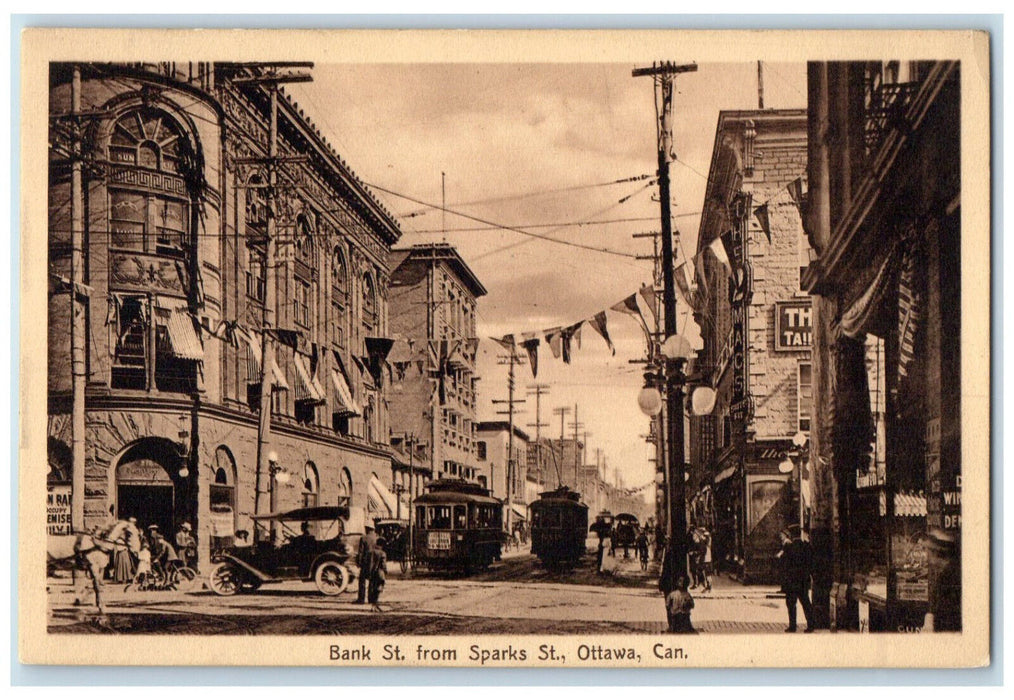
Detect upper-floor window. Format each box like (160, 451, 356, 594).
(109, 190, 189, 255)
(246, 246, 266, 302)
(109, 109, 184, 174)
(798, 362, 813, 433)
(331, 247, 347, 295)
(294, 279, 311, 328)
(362, 273, 376, 322)
(476, 441, 487, 461)
(294, 215, 315, 269)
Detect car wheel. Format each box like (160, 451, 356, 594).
(208, 562, 242, 596)
(314, 561, 350, 596)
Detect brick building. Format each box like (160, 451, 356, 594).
(47, 63, 402, 570)
(688, 108, 810, 583)
(387, 244, 486, 485)
(802, 61, 961, 632)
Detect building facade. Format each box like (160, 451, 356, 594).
(802, 61, 961, 632)
(689, 108, 810, 583)
(475, 421, 530, 527)
(387, 244, 486, 485)
(47, 63, 401, 570)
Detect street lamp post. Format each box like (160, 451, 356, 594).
(778, 432, 809, 536)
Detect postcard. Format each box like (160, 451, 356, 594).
(19, 27, 991, 667)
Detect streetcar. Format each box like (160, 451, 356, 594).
(529, 486, 589, 568)
(412, 478, 502, 573)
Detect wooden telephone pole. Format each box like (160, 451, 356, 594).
(231, 64, 313, 524)
(633, 60, 697, 608)
(494, 349, 526, 531)
(526, 384, 550, 487)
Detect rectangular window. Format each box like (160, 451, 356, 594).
(109, 191, 146, 251)
(295, 400, 316, 425)
(798, 362, 813, 433)
(476, 441, 487, 460)
(111, 295, 148, 390)
(109, 190, 188, 255)
(246, 246, 266, 302)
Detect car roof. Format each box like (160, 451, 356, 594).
(251, 505, 351, 522)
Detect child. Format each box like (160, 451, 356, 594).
(665, 575, 696, 633)
(126, 543, 151, 592)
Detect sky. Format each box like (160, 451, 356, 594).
(288, 61, 806, 497)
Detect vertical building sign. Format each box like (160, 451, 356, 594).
(729, 196, 752, 424)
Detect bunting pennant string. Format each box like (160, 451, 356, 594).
(637, 284, 657, 325)
(587, 311, 616, 356)
(753, 202, 772, 244)
(521, 337, 540, 378)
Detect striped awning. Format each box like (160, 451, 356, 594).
(243, 330, 289, 391)
(155, 297, 203, 361)
(293, 354, 325, 405)
(330, 368, 361, 417)
(894, 491, 927, 517)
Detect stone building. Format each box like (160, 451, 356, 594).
(802, 61, 961, 632)
(688, 108, 810, 583)
(387, 243, 486, 485)
(47, 63, 401, 570)
(474, 421, 530, 527)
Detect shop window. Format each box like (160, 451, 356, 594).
(798, 362, 813, 433)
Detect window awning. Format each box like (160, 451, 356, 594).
(155, 297, 203, 361)
(510, 503, 528, 520)
(243, 330, 289, 391)
(330, 368, 362, 417)
(368, 474, 398, 518)
(837, 245, 900, 339)
(293, 354, 325, 405)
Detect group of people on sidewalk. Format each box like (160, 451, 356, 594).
(110, 519, 197, 588)
(657, 528, 815, 634)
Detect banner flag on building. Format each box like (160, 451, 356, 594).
(674, 262, 695, 310)
(708, 234, 733, 276)
(521, 336, 540, 378)
(753, 202, 772, 244)
(587, 310, 616, 355)
(638, 284, 657, 325)
(787, 177, 805, 211)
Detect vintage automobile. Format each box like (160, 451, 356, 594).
(373, 518, 411, 573)
(207, 505, 353, 596)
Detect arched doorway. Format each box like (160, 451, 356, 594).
(114, 438, 184, 537)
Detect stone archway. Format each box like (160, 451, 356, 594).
(114, 437, 185, 537)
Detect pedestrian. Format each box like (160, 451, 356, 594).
(778, 529, 815, 633)
(175, 521, 197, 570)
(665, 575, 697, 634)
(636, 528, 649, 571)
(688, 527, 703, 589)
(354, 522, 378, 604)
(368, 536, 388, 611)
(125, 542, 151, 591)
(700, 528, 713, 593)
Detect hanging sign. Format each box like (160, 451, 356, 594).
(775, 300, 813, 351)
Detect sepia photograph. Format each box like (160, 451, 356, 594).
(18, 28, 991, 668)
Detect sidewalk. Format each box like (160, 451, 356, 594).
(608, 555, 780, 600)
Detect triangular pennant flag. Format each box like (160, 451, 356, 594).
(611, 292, 650, 337)
(490, 334, 516, 353)
(787, 177, 805, 209)
(521, 337, 540, 378)
(638, 285, 657, 325)
(753, 203, 771, 244)
(674, 263, 693, 308)
(544, 327, 563, 359)
(709, 235, 732, 276)
(587, 311, 616, 355)
(560, 322, 583, 364)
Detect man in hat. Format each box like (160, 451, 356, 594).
(175, 521, 197, 570)
(354, 522, 378, 604)
(777, 529, 814, 632)
(149, 527, 178, 582)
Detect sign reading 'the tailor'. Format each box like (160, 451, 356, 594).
(775, 300, 812, 351)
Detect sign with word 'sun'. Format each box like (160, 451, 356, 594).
(775, 300, 812, 351)
(47, 484, 72, 535)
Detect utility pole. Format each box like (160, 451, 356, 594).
(406, 432, 416, 574)
(232, 65, 313, 525)
(633, 60, 697, 610)
(552, 406, 571, 488)
(526, 384, 550, 487)
(568, 404, 585, 490)
(69, 65, 86, 533)
(494, 350, 526, 531)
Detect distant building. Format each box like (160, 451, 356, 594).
(387, 243, 487, 484)
(475, 421, 530, 527)
(47, 63, 401, 570)
(688, 108, 810, 583)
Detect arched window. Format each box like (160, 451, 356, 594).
(362, 273, 376, 319)
(244, 173, 267, 302)
(331, 247, 347, 349)
(211, 447, 237, 546)
(293, 214, 315, 329)
(302, 462, 319, 508)
(295, 214, 315, 267)
(107, 108, 190, 254)
(338, 467, 353, 508)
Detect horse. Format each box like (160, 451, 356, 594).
(47, 519, 142, 614)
